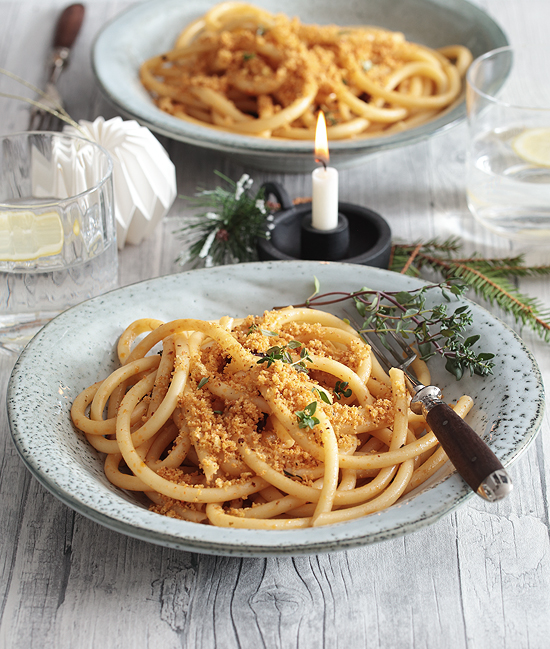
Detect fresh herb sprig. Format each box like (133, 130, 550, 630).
(176, 172, 272, 267)
(312, 386, 333, 404)
(295, 402, 320, 429)
(300, 280, 494, 380)
(247, 323, 278, 337)
(256, 341, 312, 374)
(334, 381, 352, 400)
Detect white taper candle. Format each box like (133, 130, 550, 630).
(312, 166, 339, 230)
(311, 111, 339, 230)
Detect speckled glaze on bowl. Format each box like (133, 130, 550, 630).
(7, 262, 544, 556)
(92, 0, 509, 172)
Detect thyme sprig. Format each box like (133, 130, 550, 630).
(175, 171, 272, 267)
(247, 323, 278, 337)
(391, 237, 550, 342)
(256, 341, 313, 374)
(300, 280, 494, 380)
(295, 402, 320, 429)
(334, 381, 352, 400)
(312, 386, 333, 405)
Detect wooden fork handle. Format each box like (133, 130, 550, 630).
(53, 3, 85, 50)
(425, 401, 512, 501)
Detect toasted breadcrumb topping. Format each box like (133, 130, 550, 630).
(148, 311, 397, 519)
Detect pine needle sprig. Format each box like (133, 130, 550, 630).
(451, 264, 550, 342)
(391, 238, 550, 343)
(175, 171, 272, 267)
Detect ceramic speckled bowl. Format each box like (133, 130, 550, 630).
(7, 262, 544, 556)
(92, 0, 509, 172)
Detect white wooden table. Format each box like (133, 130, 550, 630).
(1, 1, 549, 647)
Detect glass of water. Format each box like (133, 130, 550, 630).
(0, 131, 118, 352)
(466, 46, 550, 239)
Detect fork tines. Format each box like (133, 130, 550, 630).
(344, 309, 416, 372)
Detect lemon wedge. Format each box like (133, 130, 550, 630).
(512, 127, 550, 167)
(0, 210, 64, 262)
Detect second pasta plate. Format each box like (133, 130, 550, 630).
(92, 0, 508, 172)
(7, 261, 544, 556)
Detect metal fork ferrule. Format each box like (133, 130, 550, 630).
(410, 384, 442, 417)
(477, 469, 513, 501)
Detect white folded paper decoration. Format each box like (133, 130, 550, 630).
(64, 116, 177, 248)
(31, 135, 104, 201)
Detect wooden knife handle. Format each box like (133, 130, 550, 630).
(53, 3, 85, 49)
(426, 402, 512, 501)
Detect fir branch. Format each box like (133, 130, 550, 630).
(175, 172, 272, 267)
(452, 264, 550, 342)
(391, 239, 550, 343)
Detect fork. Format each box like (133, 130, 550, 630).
(28, 4, 85, 131)
(346, 312, 513, 502)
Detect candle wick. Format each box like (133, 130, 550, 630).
(315, 157, 327, 171)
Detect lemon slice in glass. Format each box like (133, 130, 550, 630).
(512, 127, 550, 167)
(0, 210, 64, 262)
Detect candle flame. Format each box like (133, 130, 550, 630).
(314, 111, 329, 166)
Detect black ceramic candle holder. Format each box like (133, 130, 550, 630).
(257, 182, 392, 268)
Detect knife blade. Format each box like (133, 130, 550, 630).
(28, 3, 85, 130)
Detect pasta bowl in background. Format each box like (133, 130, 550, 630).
(7, 261, 544, 556)
(92, 0, 508, 172)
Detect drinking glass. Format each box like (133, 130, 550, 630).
(466, 46, 550, 239)
(0, 131, 118, 352)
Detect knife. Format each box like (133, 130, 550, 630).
(28, 3, 86, 130)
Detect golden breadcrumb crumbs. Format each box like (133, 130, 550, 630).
(145, 14, 423, 125)
(134, 309, 405, 521)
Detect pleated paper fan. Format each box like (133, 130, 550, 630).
(65, 117, 177, 248)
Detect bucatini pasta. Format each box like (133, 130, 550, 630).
(70, 307, 473, 529)
(139, 2, 473, 140)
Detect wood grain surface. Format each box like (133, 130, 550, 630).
(1, 1, 549, 647)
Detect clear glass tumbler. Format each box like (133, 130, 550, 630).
(0, 132, 118, 352)
(466, 46, 550, 239)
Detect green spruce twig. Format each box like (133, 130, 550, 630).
(175, 171, 272, 267)
(390, 237, 550, 342)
